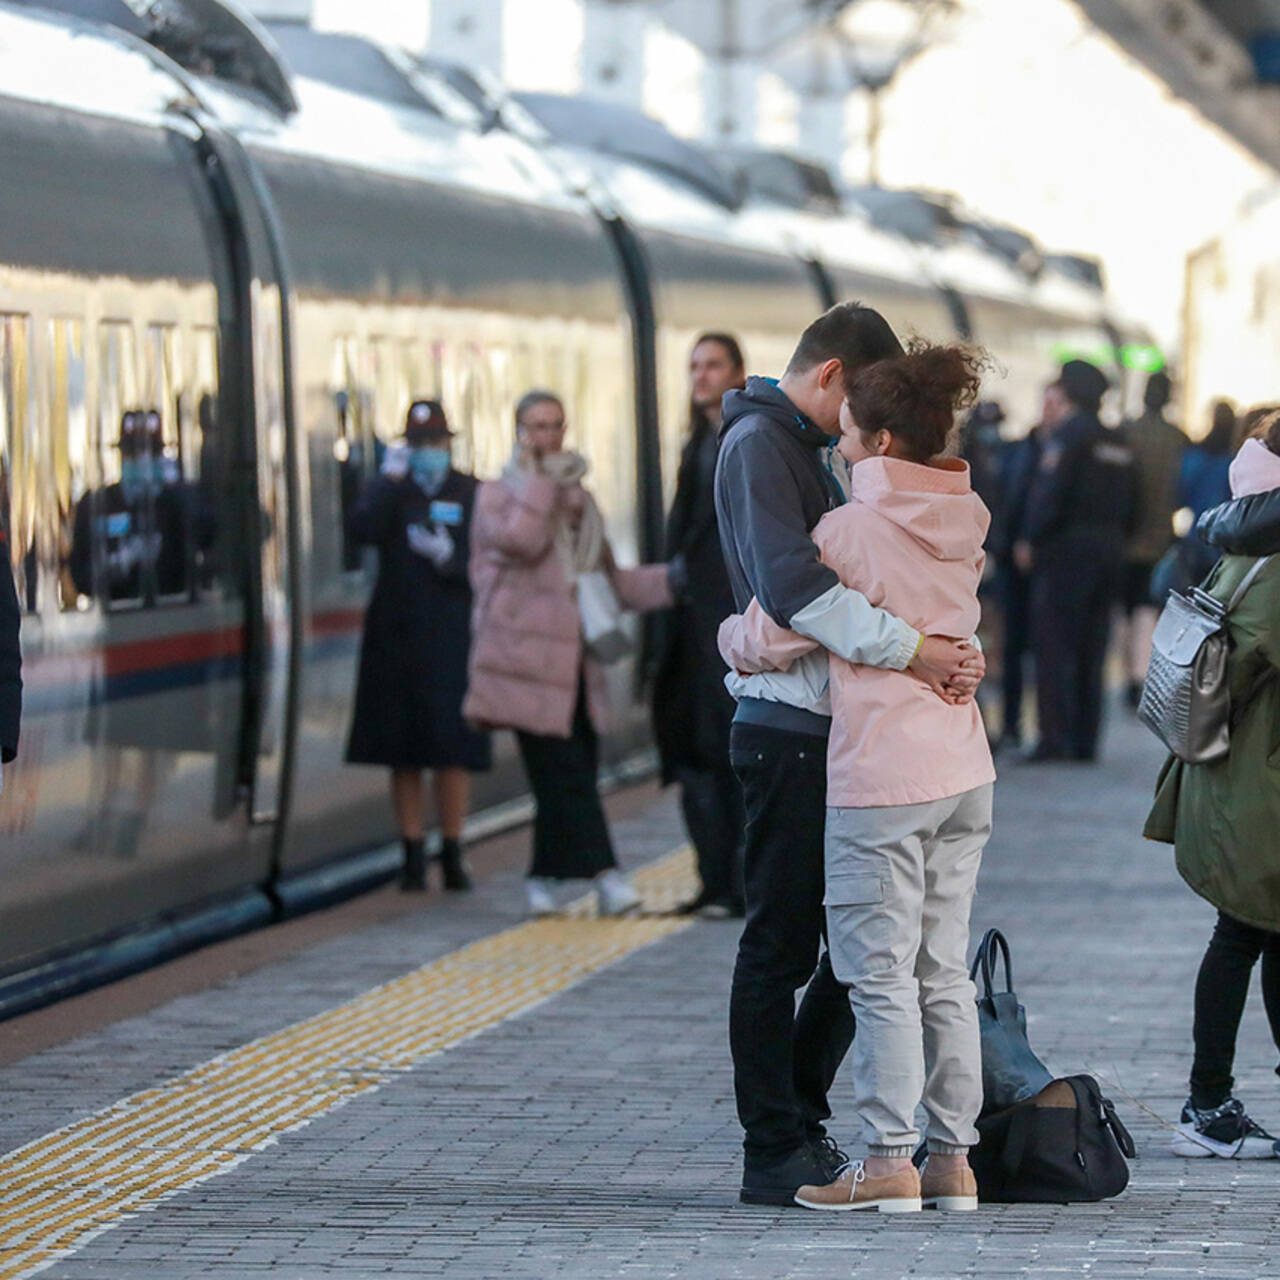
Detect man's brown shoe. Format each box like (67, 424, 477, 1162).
(920, 1159, 978, 1211)
(794, 1161, 921, 1212)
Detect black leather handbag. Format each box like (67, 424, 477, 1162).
(969, 1075, 1136, 1203)
(971, 928, 1053, 1116)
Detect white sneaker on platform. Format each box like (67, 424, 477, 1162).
(595, 869, 641, 917)
(526, 877, 556, 917)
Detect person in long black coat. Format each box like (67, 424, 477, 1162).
(346, 400, 491, 892)
(652, 333, 747, 917)
(0, 548, 22, 769)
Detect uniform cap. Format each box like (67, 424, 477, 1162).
(404, 399, 453, 444)
(1058, 360, 1109, 413)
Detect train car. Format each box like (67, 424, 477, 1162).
(0, 0, 1146, 1014)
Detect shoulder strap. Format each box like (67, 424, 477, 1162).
(1226, 555, 1275, 612)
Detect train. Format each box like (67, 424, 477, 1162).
(0, 0, 1151, 1014)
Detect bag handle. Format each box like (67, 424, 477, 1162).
(1101, 1096, 1137, 1159)
(1226, 555, 1274, 612)
(968, 928, 1013, 998)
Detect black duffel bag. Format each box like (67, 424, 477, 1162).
(971, 928, 1053, 1115)
(970, 1075, 1136, 1203)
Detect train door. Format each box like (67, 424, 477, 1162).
(185, 117, 302, 858)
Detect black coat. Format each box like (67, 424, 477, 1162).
(345, 469, 491, 771)
(0, 555, 21, 762)
(652, 421, 736, 781)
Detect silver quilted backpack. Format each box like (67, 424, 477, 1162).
(1138, 555, 1273, 763)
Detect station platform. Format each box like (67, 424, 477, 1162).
(1, 713, 1279, 1279)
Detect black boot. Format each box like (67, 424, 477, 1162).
(439, 837, 471, 892)
(399, 837, 428, 892)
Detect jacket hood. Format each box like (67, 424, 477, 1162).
(848, 456, 990, 561)
(1230, 437, 1280, 499)
(720, 376, 834, 448)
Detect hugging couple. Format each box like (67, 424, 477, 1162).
(714, 302, 994, 1213)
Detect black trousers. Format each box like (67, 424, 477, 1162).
(999, 563, 1032, 741)
(729, 721, 856, 1162)
(1031, 541, 1121, 758)
(1191, 910, 1280, 1109)
(515, 684, 616, 880)
(676, 761, 744, 905)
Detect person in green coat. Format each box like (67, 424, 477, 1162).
(1145, 420, 1280, 1160)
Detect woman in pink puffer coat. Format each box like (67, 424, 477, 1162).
(465, 390, 673, 917)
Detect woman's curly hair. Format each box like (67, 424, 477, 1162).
(843, 339, 990, 463)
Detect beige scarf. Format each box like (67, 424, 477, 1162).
(505, 445, 606, 576)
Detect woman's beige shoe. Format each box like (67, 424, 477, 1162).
(794, 1161, 922, 1212)
(920, 1160, 979, 1211)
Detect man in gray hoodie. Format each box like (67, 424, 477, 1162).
(716, 303, 982, 1205)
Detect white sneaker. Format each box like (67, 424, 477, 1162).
(1171, 1096, 1278, 1159)
(595, 869, 641, 917)
(526, 877, 556, 917)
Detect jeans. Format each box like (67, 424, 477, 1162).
(824, 786, 991, 1156)
(729, 721, 856, 1162)
(1191, 910, 1280, 1109)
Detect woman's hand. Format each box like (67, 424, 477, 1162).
(909, 637, 985, 703)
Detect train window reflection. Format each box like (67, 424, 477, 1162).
(50, 318, 89, 612)
(0, 315, 37, 613)
(333, 337, 372, 573)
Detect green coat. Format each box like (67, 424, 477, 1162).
(1144, 555, 1280, 930)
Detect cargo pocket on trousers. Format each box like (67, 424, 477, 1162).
(823, 872, 887, 980)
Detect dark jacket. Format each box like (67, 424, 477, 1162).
(1198, 486, 1280, 556)
(652, 419, 736, 780)
(988, 431, 1042, 562)
(1023, 411, 1136, 551)
(714, 377, 846, 624)
(345, 468, 490, 771)
(1180, 446, 1232, 522)
(0, 555, 21, 762)
(1144, 555, 1280, 929)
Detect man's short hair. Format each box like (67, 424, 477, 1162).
(785, 302, 903, 377)
(514, 389, 564, 426)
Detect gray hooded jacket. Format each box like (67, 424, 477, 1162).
(714, 377, 919, 734)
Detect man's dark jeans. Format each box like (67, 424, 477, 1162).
(729, 721, 856, 1162)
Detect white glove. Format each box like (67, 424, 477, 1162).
(380, 442, 411, 479)
(406, 522, 454, 567)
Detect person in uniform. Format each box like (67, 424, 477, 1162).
(1118, 371, 1185, 707)
(69, 411, 192, 606)
(1020, 360, 1135, 762)
(651, 332, 747, 918)
(345, 400, 490, 892)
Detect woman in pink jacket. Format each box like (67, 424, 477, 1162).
(719, 343, 994, 1214)
(465, 390, 674, 917)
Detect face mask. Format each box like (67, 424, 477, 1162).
(410, 446, 451, 487)
(120, 458, 146, 495)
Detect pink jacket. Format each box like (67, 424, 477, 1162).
(719, 455, 996, 807)
(464, 469, 672, 739)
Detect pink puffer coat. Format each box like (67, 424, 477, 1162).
(464, 469, 672, 738)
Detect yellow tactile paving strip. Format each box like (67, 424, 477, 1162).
(0, 848, 698, 1279)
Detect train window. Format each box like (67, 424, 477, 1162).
(332, 337, 372, 573)
(144, 324, 179, 452)
(0, 315, 37, 613)
(97, 322, 137, 487)
(50, 319, 89, 612)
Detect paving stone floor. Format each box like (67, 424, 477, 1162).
(8, 709, 1280, 1278)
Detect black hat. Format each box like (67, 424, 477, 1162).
(1058, 360, 1109, 413)
(970, 400, 1006, 427)
(118, 410, 143, 455)
(404, 399, 452, 444)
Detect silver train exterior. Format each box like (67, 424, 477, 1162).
(0, 1, 1128, 1011)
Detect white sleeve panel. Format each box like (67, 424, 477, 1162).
(788, 582, 920, 671)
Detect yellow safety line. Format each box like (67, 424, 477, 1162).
(0, 848, 699, 1279)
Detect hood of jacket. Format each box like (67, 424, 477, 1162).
(1229, 437, 1280, 500)
(848, 455, 990, 562)
(720, 376, 834, 449)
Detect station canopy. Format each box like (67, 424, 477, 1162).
(1077, 0, 1280, 172)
